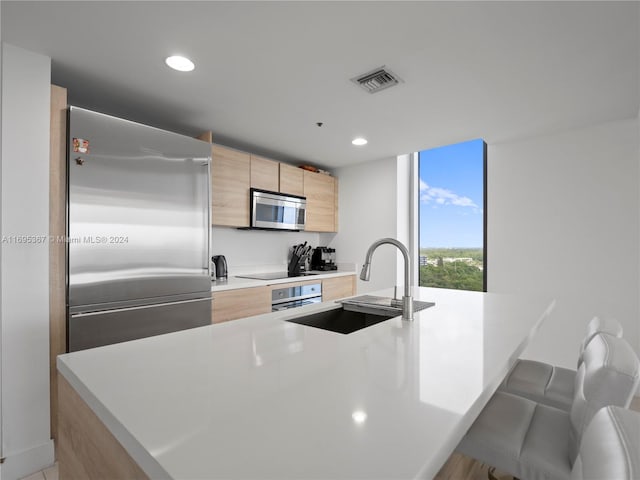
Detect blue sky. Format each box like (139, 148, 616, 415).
(419, 139, 484, 248)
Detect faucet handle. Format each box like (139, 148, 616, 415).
(391, 286, 403, 308)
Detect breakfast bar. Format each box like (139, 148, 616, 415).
(57, 287, 555, 479)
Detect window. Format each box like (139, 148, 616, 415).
(418, 139, 486, 292)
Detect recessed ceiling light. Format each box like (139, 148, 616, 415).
(352, 410, 367, 424)
(165, 55, 195, 72)
(352, 137, 368, 146)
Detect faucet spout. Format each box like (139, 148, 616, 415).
(360, 238, 414, 321)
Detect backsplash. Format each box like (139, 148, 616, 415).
(211, 227, 321, 275)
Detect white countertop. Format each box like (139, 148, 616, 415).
(58, 287, 555, 480)
(211, 269, 356, 292)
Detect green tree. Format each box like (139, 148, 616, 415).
(419, 261, 483, 292)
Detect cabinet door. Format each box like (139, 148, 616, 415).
(304, 170, 337, 232)
(212, 144, 250, 227)
(251, 155, 279, 192)
(212, 287, 271, 323)
(279, 163, 304, 196)
(322, 275, 356, 302)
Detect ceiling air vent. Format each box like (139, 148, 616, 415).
(351, 66, 402, 94)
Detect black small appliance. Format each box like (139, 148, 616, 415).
(311, 247, 337, 271)
(212, 255, 228, 279)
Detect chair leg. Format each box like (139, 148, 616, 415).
(488, 467, 499, 480)
(487, 466, 519, 480)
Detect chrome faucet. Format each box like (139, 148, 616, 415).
(360, 238, 414, 321)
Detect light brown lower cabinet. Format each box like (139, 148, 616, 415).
(322, 275, 356, 302)
(272, 278, 322, 290)
(212, 286, 272, 323)
(211, 275, 357, 323)
(58, 375, 149, 480)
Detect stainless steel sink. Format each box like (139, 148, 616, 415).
(340, 295, 435, 316)
(285, 307, 395, 334)
(284, 296, 435, 334)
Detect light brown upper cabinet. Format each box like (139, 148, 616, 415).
(279, 163, 304, 197)
(250, 155, 279, 192)
(304, 170, 338, 232)
(198, 132, 337, 230)
(211, 144, 250, 227)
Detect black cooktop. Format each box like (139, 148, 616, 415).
(236, 272, 318, 280)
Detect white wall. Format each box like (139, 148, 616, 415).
(211, 227, 320, 275)
(488, 118, 640, 368)
(328, 157, 399, 293)
(395, 154, 415, 286)
(0, 31, 4, 480)
(0, 43, 54, 479)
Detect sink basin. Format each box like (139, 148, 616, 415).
(340, 295, 435, 316)
(285, 307, 394, 334)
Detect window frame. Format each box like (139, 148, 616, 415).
(414, 140, 487, 292)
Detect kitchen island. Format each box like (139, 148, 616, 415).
(57, 287, 555, 479)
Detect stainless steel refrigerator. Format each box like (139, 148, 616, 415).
(67, 107, 211, 352)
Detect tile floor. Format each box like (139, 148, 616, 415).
(19, 463, 57, 480)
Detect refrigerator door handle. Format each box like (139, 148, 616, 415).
(68, 296, 212, 352)
(70, 297, 211, 318)
(204, 160, 211, 273)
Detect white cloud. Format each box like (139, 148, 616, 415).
(420, 181, 478, 209)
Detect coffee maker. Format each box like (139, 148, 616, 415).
(311, 247, 337, 271)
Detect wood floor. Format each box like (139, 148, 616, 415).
(435, 453, 507, 480)
(435, 395, 640, 480)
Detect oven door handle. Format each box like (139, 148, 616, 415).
(272, 293, 323, 306)
(272, 297, 322, 311)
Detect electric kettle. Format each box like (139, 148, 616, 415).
(212, 255, 228, 280)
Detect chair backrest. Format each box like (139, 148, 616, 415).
(568, 333, 640, 463)
(577, 316, 623, 367)
(571, 406, 640, 479)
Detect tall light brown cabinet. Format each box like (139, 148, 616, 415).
(49, 84, 67, 445)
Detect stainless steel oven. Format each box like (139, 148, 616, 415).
(272, 283, 322, 311)
(250, 188, 306, 231)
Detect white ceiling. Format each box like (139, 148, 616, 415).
(2, 1, 639, 169)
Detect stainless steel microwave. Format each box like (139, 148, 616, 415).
(250, 188, 306, 231)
